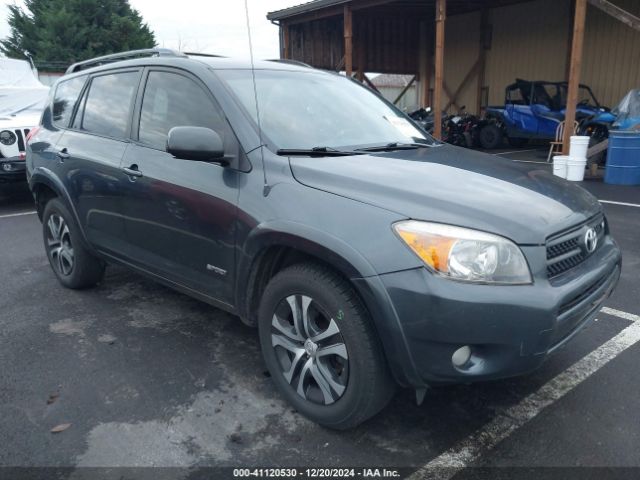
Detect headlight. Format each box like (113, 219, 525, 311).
(393, 221, 532, 284)
(0, 130, 17, 146)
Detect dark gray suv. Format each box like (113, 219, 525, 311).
(26, 49, 621, 429)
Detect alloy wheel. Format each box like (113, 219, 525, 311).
(46, 214, 74, 276)
(271, 294, 349, 405)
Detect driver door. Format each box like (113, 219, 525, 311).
(118, 68, 242, 305)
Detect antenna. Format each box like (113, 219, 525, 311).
(244, 0, 269, 196)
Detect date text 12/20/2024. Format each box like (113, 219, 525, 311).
(233, 468, 402, 478)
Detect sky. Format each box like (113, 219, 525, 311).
(0, 0, 296, 60)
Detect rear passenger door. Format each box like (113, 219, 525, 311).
(60, 68, 142, 255)
(118, 68, 242, 306)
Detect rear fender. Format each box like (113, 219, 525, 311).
(29, 167, 91, 248)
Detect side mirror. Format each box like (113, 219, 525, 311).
(166, 126, 227, 164)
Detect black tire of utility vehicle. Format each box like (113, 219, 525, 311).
(479, 123, 504, 149)
(258, 262, 395, 430)
(42, 198, 105, 289)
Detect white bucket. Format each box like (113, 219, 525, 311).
(553, 155, 569, 178)
(569, 135, 590, 161)
(566, 156, 587, 181)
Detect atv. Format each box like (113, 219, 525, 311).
(478, 79, 609, 149)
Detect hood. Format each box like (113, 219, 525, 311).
(0, 111, 42, 130)
(289, 145, 602, 245)
(0, 87, 49, 119)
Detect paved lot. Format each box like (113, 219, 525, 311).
(1, 157, 639, 479)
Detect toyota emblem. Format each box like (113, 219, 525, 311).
(584, 228, 598, 253)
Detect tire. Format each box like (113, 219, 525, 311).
(42, 198, 105, 289)
(479, 124, 503, 149)
(258, 262, 395, 430)
(507, 137, 528, 148)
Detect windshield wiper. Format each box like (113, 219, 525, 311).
(277, 146, 363, 157)
(355, 142, 432, 152)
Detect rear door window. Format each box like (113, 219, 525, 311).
(52, 76, 87, 127)
(76, 71, 139, 139)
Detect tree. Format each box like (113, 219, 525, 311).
(1, 0, 156, 66)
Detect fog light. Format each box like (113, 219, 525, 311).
(452, 345, 472, 368)
(2, 163, 12, 172)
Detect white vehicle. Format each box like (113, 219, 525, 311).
(0, 57, 49, 186)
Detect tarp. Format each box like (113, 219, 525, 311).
(612, 89, 640, 129)
(0, 57, 49, 118)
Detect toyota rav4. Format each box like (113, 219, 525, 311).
(26, 49, 621, 429)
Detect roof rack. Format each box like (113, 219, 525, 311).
(266, 59, 312, 68)
(183, 52, 227, 58)
(65, 48, 187, 74)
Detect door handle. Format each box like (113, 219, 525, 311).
(122, 165, 143, 178)
(56, 148, 70, 162)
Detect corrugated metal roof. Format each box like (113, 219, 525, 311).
(371, 74, 415, 87)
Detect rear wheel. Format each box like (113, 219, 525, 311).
(479, 124, 503, 149)
(258, 262, 395, 429)
(42, 198, 105, 289)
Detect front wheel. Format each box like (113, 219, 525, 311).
(479, 124, 504, 149)
(258, 263, 395, 429)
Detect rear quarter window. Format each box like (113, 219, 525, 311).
(52, 75, 87, 128)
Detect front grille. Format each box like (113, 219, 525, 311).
(546, 215, 605, 279)
(14, 129, 25, 152)
(558, 273, 608, 315)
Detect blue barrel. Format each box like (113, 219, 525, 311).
(604, 130, 640, 185)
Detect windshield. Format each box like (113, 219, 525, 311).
(216, 69, 434, 151)
(557, 85, 598, 108)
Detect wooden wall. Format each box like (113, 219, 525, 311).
(284, 0, 640, 114)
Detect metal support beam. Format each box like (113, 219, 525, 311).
(362, 74, 380, 93)
(476, 8, 489, 115)
(588, 0, 640, 32)
(393, 76, 417, 105)
(563, 0, 587, 154)
(443, 82, 459, 112)
(344, 5, 353, 77)
(418, 21, 431, 108)
(444, 58, 480, 112)
(282, 23, 290, 60)
(356, 25, 365, 80)
(433, 0, 446, 140)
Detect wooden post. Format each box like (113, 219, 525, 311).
(476, 8, 489, 115)
(433, 0, 446, 140)
(282, 23, 290, 60)
(563, 0, 587, 154)
(344, 5, 353, 77)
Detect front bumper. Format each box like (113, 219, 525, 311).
(355, 236, 621, 387)
(0, 156, 27, 183)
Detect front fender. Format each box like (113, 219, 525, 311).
(236, 219, 421, 387)
(239, 219, 378, 283)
